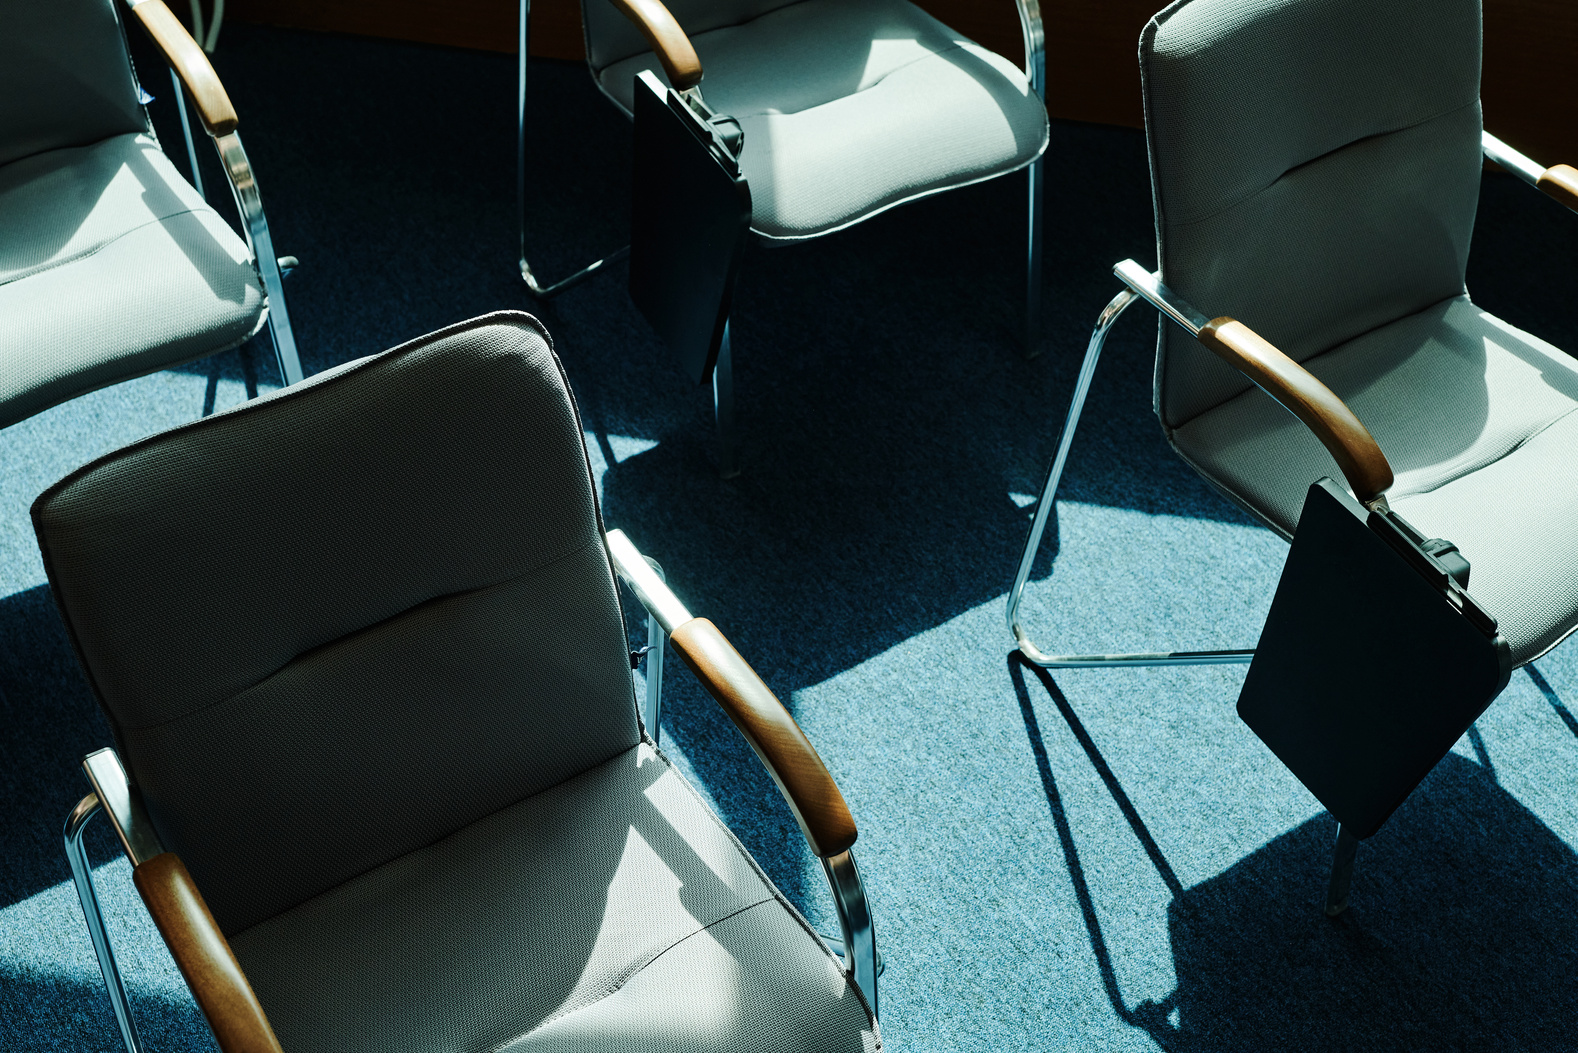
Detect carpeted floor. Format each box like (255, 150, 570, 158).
(4, 23, 1578, 1053)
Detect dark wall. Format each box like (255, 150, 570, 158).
(226, 0, 1576, 164)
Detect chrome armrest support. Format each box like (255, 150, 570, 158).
(83, 748, 165, 866)
(66, 793, 145, 1053)
(1112, 258, 1210, 336)
(212, 132, 303, 385)
(1483, 130, 1578, 214)
(606, 529, 674, 742)
(68, 750, 165, 1053)
(607, 528, 693, 632)
(1013, 0, 1046, 103)
(823, 849, 879, 1018)
(1482, 131, 1546, 186)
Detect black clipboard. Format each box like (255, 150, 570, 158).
(1238, 478, 1512, 839)
(629, 70, 752, 385)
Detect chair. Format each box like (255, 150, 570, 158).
(1007, 0, 1578, 914)
(517, 0, 1051, 474)
(0, 0, 303, 433)
(45, 313, 879, 1053)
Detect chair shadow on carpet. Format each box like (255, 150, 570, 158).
(1010, 653, 1578, 1052)
(0, 584, 119, 907)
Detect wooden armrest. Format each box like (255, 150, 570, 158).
(129, 0, 238, 135)
(608, 0, 703, 90)
(670, 618, 858, 857)
(133, 854, 283, 1053)
(1538, 165, 1578, 213)
(1198, 318, 1394, 505)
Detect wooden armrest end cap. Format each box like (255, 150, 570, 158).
(1538, 165, 1578, 213)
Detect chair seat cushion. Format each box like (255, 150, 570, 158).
(1171, 295, 1578, 664)
(596, 0, 1048, 240)
(228, 742, 879, 1053)
(0, 132, 264, 429)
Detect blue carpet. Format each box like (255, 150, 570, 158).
(4, 23, 1578, 1052)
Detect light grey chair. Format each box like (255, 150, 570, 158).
(518, 0, 1051, 474)
(1008, 0, 1578, 914)
(0, 0, 303, 433)
(46, 313, 878, 1053)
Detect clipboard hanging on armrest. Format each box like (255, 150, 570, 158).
(629, 70, 752, 385)
(1237, 478, 1512, 840)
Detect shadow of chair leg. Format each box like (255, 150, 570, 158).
(1007, 653, 1193, 1047)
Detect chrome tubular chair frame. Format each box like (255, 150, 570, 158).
(213, 130, 304, 386)
(1481, 131, 1547, 185)
(517, 0, 630, 299)
(606, 528, 879, 1015)
(118, 0, 304, 388)
(64, 749, 167, 1053)
(1006, 259, 1257, 668)
(1015, 0, 1046, 356)
(639, 553, 669, 744)
(65, 794, 144, 1053)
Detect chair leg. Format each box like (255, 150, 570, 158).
(1325, 823, 1360, 916)
(516, 0, 628, 298)
(1023, 156, 1044, 359)
(713, 321, 739, 479)
(1005, 286, 1255, 667)
(65, 795, 144, 1053)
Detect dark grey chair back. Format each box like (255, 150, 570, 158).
(1142, 0, 1483, 429)
(34, 314, 640, 935)
(580, 0, 803, 77)
(0, 0, 149, 167)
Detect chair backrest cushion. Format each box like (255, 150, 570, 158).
(580, 0, 806, 74)
(0, 0, 150, 168)
(34, 313, 641, 935)
(1143, 0, 1483, 429)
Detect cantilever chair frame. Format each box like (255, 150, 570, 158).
(65, 528, 877, 1053)
(118, 0, 304, 386)
(1005, 129, 1578, 915)
(515, 0, 1047, 475)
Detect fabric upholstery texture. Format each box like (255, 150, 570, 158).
(230, 742, 879, 1053)
(0, 132, 265, 430)
(591, 0, 1048, 239)
(1142, 0, 1483, 428)
(0, 0, 149, 168)
(33, 315, 640, 934)
(1172, 297, 1578, 665)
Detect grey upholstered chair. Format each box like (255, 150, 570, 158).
(47, 313, 879, 1053)
(0, 0, 302, 432)
(1008, 0, 1578, 913)
(518, 0, 1051, 473)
